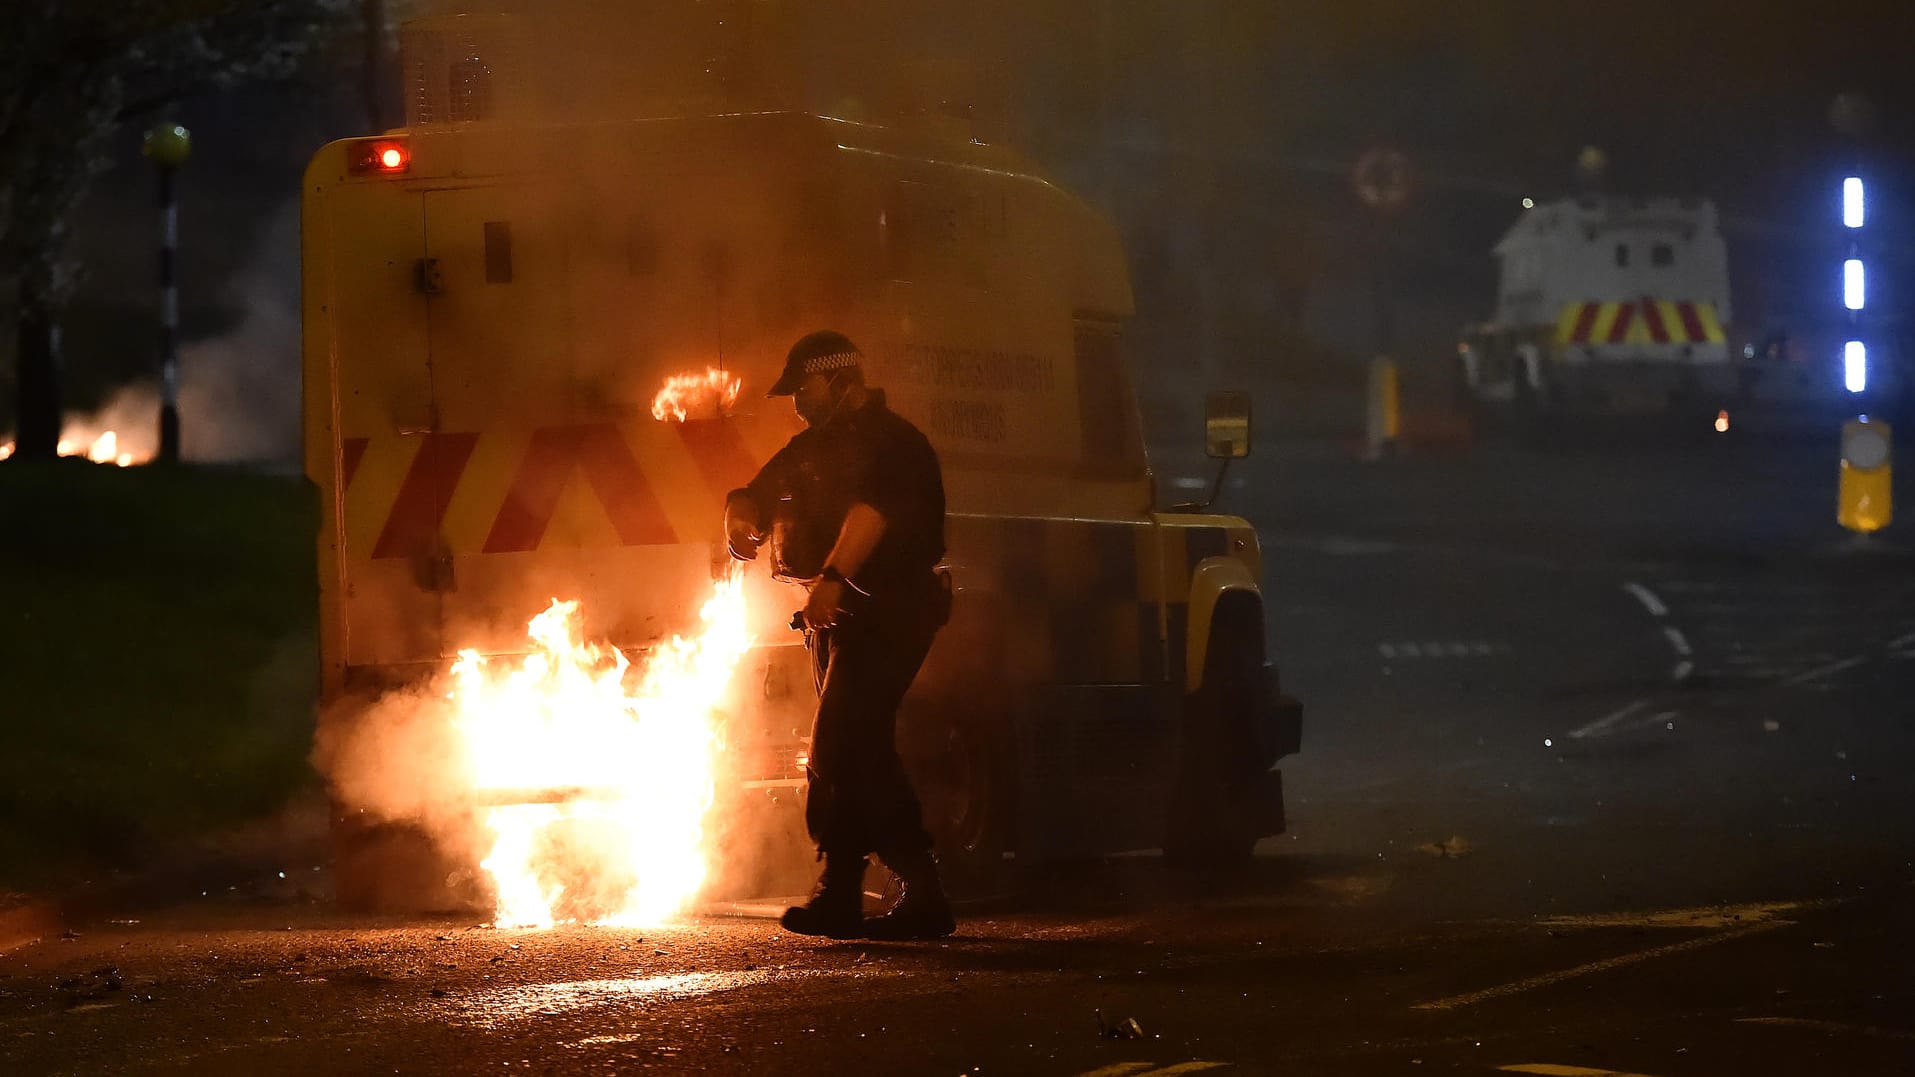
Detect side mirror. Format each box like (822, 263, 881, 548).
(1204, 390, 1252, 459)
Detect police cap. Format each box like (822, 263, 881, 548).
(768, 330, 863, 396)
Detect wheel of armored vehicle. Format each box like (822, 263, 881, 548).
(1166, 599, 1274, 868)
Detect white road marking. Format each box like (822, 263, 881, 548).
(1376, 640, 1509, 659)
(1639, 710, 1680, 732)
(1568, 700, 1647, 740)
(1622, 582, 1669, 618)
(1661, 626, 1692, 656)
(1672, 660, 1694, 682)
(1781, 654, 1869, 687)
(1890, 629, 1915, 650)
(1410, 921, 1784, 1011)
(1735, 1016, 1915, 1041)
(1077, 1066, 1157, 1077)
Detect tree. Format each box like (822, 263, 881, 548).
(0, 1, 349, 458)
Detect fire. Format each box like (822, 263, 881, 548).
(449, 576, 752, 928)
(85, 430, 136, 466)
(1714, 410, 1730, 434)
(651, 367, 743, 422)
(3, 427, 147, 467)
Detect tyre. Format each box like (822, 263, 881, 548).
(1166, 601, 1269, 867)
(902, 710, 1015, 896)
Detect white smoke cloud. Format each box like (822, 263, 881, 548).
(177, 200, 303, 464)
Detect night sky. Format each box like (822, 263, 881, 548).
(30, 1, 1915, 444)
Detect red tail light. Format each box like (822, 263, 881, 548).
(349, 138, 411, 176)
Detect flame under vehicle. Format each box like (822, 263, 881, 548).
(303, 15, 1301, 912)
(1460, 196, 1735, 424)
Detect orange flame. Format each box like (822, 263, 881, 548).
(4, 427, 148, 467)
(449, 576, 752, 928)
(651, 367, 743, 422)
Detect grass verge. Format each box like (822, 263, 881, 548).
(0, 459, 318, 887)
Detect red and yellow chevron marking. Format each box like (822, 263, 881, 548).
(1556, 299, 1726, 346)
(339, 420, 770, 561)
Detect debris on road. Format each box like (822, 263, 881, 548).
(1417, 836, 1472, 859)
(1097, 1009, 1147, 1039)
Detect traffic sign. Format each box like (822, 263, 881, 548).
(1352, 148, 1413, 212)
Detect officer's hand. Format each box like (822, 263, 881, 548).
(803, 577, 847, 630)
(724, 499, 762, 562)
(726, 522, 761, 562)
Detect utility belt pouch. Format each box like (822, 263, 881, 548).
(931, 567, 954, 627)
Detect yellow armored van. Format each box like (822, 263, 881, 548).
(304, 16, 1300, 903)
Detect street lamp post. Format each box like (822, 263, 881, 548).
(143, 123, 192, 464)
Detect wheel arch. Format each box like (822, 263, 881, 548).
(1184, 555, 1264, 694)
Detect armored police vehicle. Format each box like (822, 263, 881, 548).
(1460, 195, 1735, 423)
(303, 12, 1300, 903)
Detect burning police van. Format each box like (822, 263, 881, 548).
(303, 13, 1300, 918)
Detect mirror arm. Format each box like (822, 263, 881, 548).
(1169, 455, 1232, 514)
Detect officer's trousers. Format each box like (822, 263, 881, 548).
(803, 585, 943, 864)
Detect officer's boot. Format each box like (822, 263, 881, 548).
(865, 850, 956, 940)
(780, 855, 867, 939)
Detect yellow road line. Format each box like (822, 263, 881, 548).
(1535, 900, 1813, 931)
(1412, 921, 1783, 1011)
(1493, 1057, 1662, 1065)
(1080, 1057, 1225, 1065)
(1737, 1016, 1915, 1041)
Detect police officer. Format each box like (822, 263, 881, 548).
(723, 330, 956, 940)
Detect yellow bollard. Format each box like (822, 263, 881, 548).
(1365, 356, 1401, 459)
(1838, 417, 1892, 534)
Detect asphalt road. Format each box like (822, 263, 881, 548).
(5, 431, 1914, 1076)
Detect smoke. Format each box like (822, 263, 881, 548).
(178, 201, 303, 464)
(40, 201, 305, 466)
(312, 679, 475, 836)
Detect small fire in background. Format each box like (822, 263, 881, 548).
(1, 397, 156, 466)
(0, 429, 140, 466)
(450, 575, 752, 928)
(1715, 410, 1731, 434)
(651, 367, 743, 422)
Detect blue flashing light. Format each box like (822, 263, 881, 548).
(1844, 340, 1868, 394)
(1844, 259, 1866, 311)
(1843, 177, 1865, 229)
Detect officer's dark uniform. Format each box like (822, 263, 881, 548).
(732, 389, 948, 862)
(725, 332, 954, 938)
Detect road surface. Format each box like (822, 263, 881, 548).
(5, 433, 1912, 1075)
